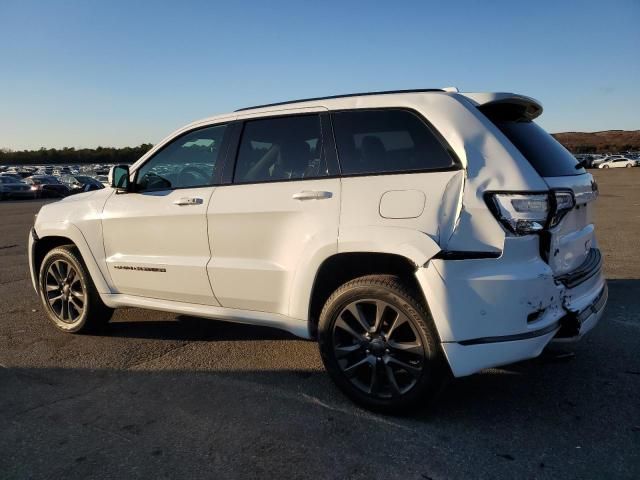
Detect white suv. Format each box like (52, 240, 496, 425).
(28, 89, 607, 412)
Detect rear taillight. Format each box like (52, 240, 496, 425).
(487, 190, 575, 235)
(549, 191, 575, 227)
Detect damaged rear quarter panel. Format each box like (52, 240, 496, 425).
(418, 236, 565, 343)
(428, 94, 550, 253)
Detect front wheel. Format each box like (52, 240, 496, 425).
(602, 165, 609, 169)
(318, 275, 447, 413)
(626, 164, 632, 168)
(38, 246, 113, 333)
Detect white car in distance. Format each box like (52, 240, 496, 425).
(597, 157, 635, 168)
(28, 88, 607, 413)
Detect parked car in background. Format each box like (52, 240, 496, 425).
(598, 157, 635, 168)
(25, 175, 70, 198)
(0, 172, 25, 182)
(0, 176, 34, 200)
(95, 175, 110, 187)
(60, 175, 105, 194)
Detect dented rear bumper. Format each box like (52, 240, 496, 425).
(416, 237, 607, 377)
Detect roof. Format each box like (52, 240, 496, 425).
(235, 88, 445, 112)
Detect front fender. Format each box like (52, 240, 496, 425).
(34, 221, 112, 294)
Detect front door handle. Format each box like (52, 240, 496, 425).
(173, 197, 204, 206)
(292, 191, 333, 201)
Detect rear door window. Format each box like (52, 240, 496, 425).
(233, 115, 326, 183)
(331, 109, 458, 175)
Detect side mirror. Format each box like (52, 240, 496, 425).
(109, 165, 130, 192)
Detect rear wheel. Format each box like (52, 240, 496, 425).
(38, 246, 113, 333)
(318, 275, 447, 413)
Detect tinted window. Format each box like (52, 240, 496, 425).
(486, 118, 584, 177)
(233, 115, 325, 183)
(136, 124, 227, 191)
(332, 109, 456, 175)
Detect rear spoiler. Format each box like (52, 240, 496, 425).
(460, 92, 543, 121)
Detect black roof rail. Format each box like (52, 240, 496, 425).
(234, 88, 444, 112)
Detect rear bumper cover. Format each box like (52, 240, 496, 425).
(416, 237, 607, 377)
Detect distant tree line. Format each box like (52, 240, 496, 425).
(1, 134, 638, 166)
(554, 143, 640, 154)
(551, 131, 640, 154)
(0, 144, 154, 166)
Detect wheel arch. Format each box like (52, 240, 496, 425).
(305, 252, 429, 338)
(32, 223, 112, 294)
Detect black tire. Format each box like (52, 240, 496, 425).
(318, 274, 447, 414)
(38, 246, 113, 333)
(626, 164, 631, 168)
(603, 165, 609, 169)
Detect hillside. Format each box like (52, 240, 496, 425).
(552, 130, 640, 154)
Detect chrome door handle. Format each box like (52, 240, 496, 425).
(173, 197, 204, 206)
(292, 191, 333, 201)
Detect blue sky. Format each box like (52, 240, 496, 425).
(1, 0, 638, 150)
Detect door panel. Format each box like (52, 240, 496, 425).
(207, 179, 340, 314)
(102, 188, 218, 304)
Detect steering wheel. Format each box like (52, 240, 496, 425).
(177, 166, 210, 187)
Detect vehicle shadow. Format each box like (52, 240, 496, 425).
(86, 279, 639, 420)
(417, 278, 639, 421)
(103, 314, 299, 342)
(1, 281, 637, 479)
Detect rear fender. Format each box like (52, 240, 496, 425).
(338, 226, 441, 267)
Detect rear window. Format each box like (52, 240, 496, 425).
(481, 104, 584, 177)
(332, 109, 457, 175)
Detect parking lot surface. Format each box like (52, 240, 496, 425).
(1, 170, 639, 479)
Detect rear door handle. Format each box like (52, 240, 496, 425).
(173, 197, 204, 206)
(292, 191, 333, 201)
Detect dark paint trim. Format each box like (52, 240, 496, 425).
(433, 251, 502, 260)
(457, 322, 560, 346)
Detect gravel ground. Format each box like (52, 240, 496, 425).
(0, 169, 638, 479)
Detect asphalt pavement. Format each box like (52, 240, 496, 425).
(1, 169, 638, 479)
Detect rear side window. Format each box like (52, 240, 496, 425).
(481, 105, 584, 177)
(332, 109, 457, 175)
(233, 115, 326, 183)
